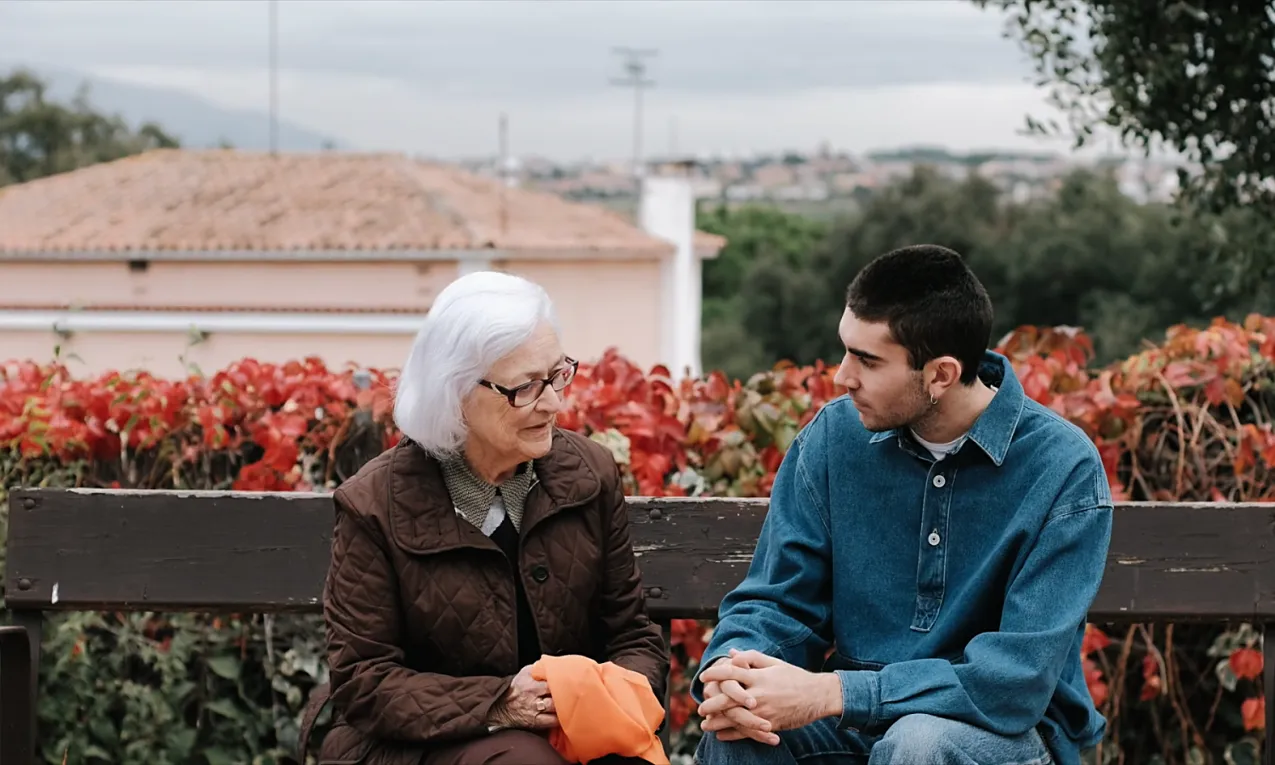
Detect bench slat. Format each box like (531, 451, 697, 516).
(6, 488, 1274, 622)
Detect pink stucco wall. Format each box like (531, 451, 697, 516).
(0, 257, 666, 378)
(0, 260, 455, 311)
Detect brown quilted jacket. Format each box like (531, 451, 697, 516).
(306, 429, 669, 765)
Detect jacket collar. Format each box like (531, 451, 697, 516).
(867, 350, 1024, 466)
(439, 454, 535, 532)
(388, 428, 603, 555)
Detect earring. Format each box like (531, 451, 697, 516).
(929, 393, 938, 406)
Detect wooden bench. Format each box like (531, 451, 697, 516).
(3, 488, 1275, 764)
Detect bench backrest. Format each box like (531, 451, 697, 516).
(6, 487, 1275, 622)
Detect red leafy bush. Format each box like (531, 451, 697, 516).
(3, 314, 1274, 762)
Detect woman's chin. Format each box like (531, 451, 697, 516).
(520, 423, 555, 455)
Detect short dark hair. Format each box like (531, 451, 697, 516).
(845, 244, 993, 385)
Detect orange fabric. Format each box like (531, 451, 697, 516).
(530, 654, 669, 765)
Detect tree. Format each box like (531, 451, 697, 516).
(0, 67, 179, 187)
(697, 203, 830, 302)
(696, 203, 831, 378)
(699, 165, 1275, 373)
(977, 1, 1275, 214)
(976, 0, 1275, 311)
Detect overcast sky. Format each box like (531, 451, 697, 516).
(1, 0, 1111, 161)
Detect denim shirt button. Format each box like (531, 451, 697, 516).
(928, 531, 941, 546)
(932, 474, 946, 488)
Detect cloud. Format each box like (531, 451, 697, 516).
(2, 0, 1103, 160)
(78, 63, 1085, 160)
(4, 0, 1033, 97)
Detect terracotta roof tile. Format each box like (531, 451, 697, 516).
(0, 149, 726, 257)
(0, 303, 425, 315)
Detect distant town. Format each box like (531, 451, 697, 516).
(454, 145, 1184, 216)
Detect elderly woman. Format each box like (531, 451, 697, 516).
(306, 271, 669, 765)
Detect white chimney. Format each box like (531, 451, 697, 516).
(638, 165, 701, 380)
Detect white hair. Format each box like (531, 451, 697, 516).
(393, 270, 560, 457)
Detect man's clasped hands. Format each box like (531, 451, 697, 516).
(696, 648, 844, 745)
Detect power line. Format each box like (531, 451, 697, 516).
(610, 47, 657, 179)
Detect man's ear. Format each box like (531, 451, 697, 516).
(927, 356, 963, 399)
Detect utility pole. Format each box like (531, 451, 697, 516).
(610, 47, 657, 179)
(498, 112, 510, 234)
(268, 0, 279, 154)
(499, 112, 515, 188)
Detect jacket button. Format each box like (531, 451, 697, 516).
(531, 565, 549, 583)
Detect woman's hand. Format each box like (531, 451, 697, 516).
(487, 664, 558, 730)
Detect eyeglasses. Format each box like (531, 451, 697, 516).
(479, 357, 578, 407)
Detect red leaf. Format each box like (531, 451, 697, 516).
(1082, 624, 1111, 657)
(262, 440, 300, 472)
(1231, 647, 1264, 680)
(1243, 696, 1266, 731)
(1140, 654, 1161, 701)
(1083, 658, 1109, 709)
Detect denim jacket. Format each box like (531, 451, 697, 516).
(694, 351, 1113, 765)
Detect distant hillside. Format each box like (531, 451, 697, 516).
(2, 63, 346, 151)
(867, 145, 1060, 166)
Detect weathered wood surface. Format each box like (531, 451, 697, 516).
(6, 488, 1275, 622)
(0, 624, 33, 765)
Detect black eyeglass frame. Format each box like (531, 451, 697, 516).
(478, 357, 579, 407)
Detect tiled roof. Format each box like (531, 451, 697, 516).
(0, 149, 726, 257)
(0, 303, 425, 315)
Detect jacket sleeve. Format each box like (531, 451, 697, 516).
(324, 488, 512, 743)
(690, 424, 835, 703)
(836, 500, 1113, 736)
(597, 464, 671, 704)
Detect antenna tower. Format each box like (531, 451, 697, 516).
(610, 47, 657, 179)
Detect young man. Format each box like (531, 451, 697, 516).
(693, 245, 1112, 765)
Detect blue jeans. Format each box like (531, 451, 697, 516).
(694, 714, 1052, 765)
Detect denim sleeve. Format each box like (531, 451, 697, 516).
(836, 501, 1113, 736)
(690, 426, 834, 703)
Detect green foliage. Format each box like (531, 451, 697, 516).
(977, 1, 1275, 214)
(698, 203, 831, 301)
(699, 165, 1275, 373)
(974, 0, 1275, 305)
(696, 203, 833, 378)
(0, 67, 179, 188)
(3, 323, 1274, 762)
(35, 611, 326, 765)
(0, 475, 327, 765)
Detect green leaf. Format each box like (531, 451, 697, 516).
(204, 746, 239, 765)
(204, 697, 243, 720)
(168, 726, 198, 754)
(1225, 737, 1261, 765)
(206, 654, 241, 680)
(1216, 657, 1239, 691)
(1210, 628, 1245, 656)
(88, 715, 118, 746)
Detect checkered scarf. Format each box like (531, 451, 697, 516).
(439, 455, 536, 532)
